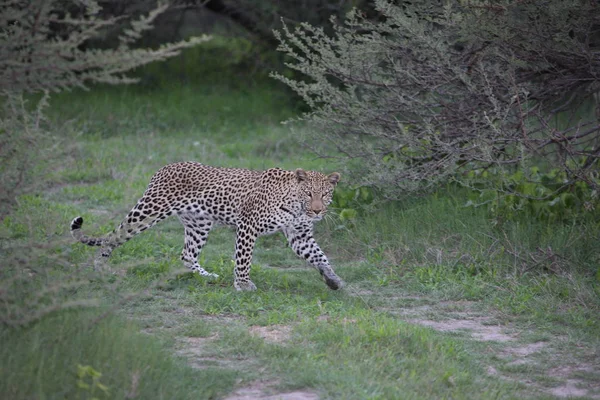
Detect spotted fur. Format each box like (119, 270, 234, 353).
(70, 162, 343, 291)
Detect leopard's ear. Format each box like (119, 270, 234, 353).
(328, 172, 341, 185)
(295, 168, 307, 182)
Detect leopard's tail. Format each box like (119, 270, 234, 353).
(70, 216, 108, 247)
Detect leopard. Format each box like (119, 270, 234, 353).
(70, 162, 343, 291)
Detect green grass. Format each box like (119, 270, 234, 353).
(2, 79, 599, 399)
(216, 312, 512, 399)
(0, 310, 236, 400)
(327, 195, 600, 336)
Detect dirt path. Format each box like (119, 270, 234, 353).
(359, 290, 600, 399)
(127, 276, 599, 400)
(175, 325, 318, 400)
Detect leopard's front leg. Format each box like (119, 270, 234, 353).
(233, 222, 257, 291)
(283, 223, 343, 290)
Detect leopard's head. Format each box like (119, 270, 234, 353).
(295, 169, 341, 220)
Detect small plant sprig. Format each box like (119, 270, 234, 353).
(464, 166, 599, 223)
(76, 364, 109, 400)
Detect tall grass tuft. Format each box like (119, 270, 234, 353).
(0, 310, 236, 399)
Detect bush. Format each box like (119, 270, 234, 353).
(0, 0, 208, 328)
(0, 94, 51, 220)
(0, 0, 210, 218)
(273, 0, 600, 207)
(1, 1, 209, 94)
(465, 166, 600, 223)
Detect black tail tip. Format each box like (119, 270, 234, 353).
(71, 216, 83, 230)
(325, 276, 343, 290)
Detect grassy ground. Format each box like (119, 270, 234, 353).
(1, 81, 599, 399)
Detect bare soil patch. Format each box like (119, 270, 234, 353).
(503, 341, 548, 357)
(412, 317, 515, 342)
(176, 334, 259, 371)
(549, 380, 593, 399)
(547, 365, 600, 399)
(176, 334, 227, 370)
(249, 325, 292, 343)
(223, 380, 319, 400)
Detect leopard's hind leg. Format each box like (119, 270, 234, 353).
(177, 213, 217, 277)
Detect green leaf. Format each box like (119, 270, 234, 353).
(519, 183, 536, 196)
(560, 193, 577, 208)
(340, 208, 358, 221)
(96, 382, 109, 393)
(77, 381, 90, 389)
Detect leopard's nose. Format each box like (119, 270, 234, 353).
(314, 209, 322, 215)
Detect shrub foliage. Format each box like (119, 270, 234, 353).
(273, 0, 600, 205)
(0, 0, 210, 218)
(0, 0, 209, 327)
(1, 1, 209, 94)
